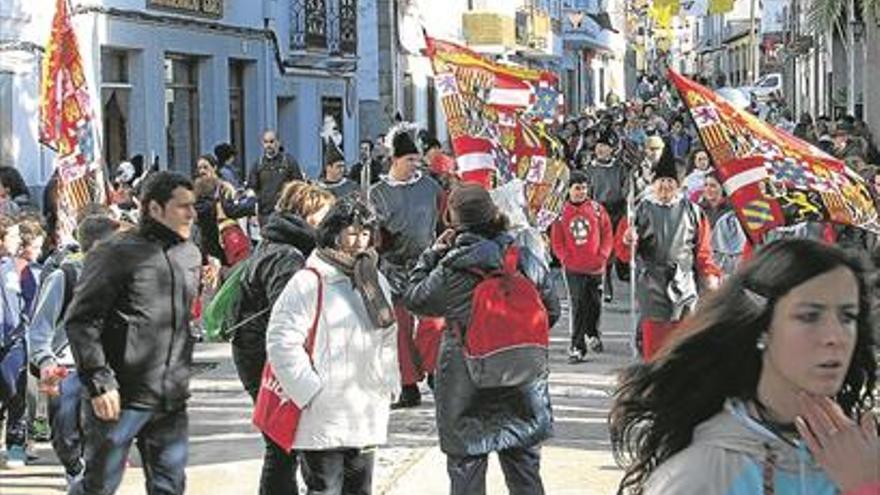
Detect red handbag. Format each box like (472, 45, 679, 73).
(252, 267, 322, 452)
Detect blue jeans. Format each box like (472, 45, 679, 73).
(0, 339, 27, 448)
(47, 370, 83, 474)
(68, 401, 188, 495)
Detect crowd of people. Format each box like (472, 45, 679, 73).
(0, 72, 877, 495)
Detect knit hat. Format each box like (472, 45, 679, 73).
(324, 144, 345, 168)
(214, 143, 235, 165)
(652, 144, 679, 181)
(596, 128, 618, 147)
(569, 169, 589, 186)
(423, 136, 442, 152)
(447, 183, 498, 227)
(392, 131, 420, 158)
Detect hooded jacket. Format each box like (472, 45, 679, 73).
(404, 232, 560, 457)
(700, 199, 748, 278)
(646, 399, 856, 495)
(232, 211, 316, 396)
(65, 219, 201, 411)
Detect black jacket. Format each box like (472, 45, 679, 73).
(232, 212, 316, 394)
(248, 153, 303, 222)
(404, 232, 560, 456)
(65, 219, 202, 411)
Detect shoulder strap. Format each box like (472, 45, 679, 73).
(502, 245, 519, 274)
(59, 263, 78, 321)
(302, 267, 323, 357)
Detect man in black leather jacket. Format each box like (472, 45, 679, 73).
(66, 171, 201, 495)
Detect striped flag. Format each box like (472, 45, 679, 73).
(669, 69, 880, 242)
(39, 0, 107, 243)
(425, 36, 568, 229)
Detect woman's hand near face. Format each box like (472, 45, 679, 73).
(795, 393, 879, 492)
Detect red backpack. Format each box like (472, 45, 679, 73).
(461, 245, 550, 388)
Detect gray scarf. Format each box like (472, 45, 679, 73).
(316, 248, 396, 328)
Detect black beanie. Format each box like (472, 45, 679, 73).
(447, 184, 498, 227)
(652, 143, 679, 181)
(596, 128, 617, 147)
(324, 144, 345, 167)
(392, 131, 420, 158)
(569, 170, 589, 186)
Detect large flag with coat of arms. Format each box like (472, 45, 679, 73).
(424, 36, 568, 230)
(39, 0, 107, 243)
(668, 69, 880, 243)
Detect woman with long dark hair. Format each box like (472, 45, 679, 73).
(609, 239, 878, 495)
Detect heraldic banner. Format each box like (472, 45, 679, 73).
(39, 0, 107, 244)
(668, 69, 880, 242)
(424, 36, 568, 230)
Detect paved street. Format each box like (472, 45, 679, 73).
(1, 278, 637, 494)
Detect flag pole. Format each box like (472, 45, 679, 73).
(627, 167, 638, 359)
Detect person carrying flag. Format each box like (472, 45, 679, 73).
(615, 150, 721, 360)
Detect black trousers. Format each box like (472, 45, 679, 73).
(564, 271, 603, 352)
(232, 344, 299, 495)
(447, 445, 544, 495)
(300, 448, 374, 495)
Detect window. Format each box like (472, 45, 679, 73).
(0, 72, 12, 168)
(164, 55, 200, 175)
(229, 60, 246, 179)
(101, 48, 131, 169)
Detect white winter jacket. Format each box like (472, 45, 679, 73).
(265, 253, 400, 450)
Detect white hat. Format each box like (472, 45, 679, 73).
(115, 161, 136, 184)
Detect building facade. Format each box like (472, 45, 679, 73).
(1, 0, 371, 194)
(562, 0, 626, 111)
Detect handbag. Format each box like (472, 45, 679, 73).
(251, 267, 322, 452)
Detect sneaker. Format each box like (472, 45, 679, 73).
(5, 445, 27, 468)
(65, 459, 85, 488)
(567, 347, 586, 364)
(588, 336, 604, 353)
(30, 417, 51, 442)
(603, 292, 613, 303)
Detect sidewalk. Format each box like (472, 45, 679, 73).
(0, 279, 636, 494)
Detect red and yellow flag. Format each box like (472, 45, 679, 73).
(39, 0, 106, 242)
(669, 69, 880, 242)
(425, 36, 568, 230)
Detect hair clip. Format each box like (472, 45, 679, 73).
(742, 287, 768, 308)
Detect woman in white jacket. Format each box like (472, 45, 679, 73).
(266, 195, 399, 494)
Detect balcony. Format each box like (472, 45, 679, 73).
(288, 0, 357, 71)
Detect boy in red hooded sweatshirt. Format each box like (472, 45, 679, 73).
(551, 170, 614, 362)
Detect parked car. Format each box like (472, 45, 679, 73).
(748, 72, 782, 101)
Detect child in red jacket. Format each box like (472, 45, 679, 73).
(551, 170, 614, 362)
